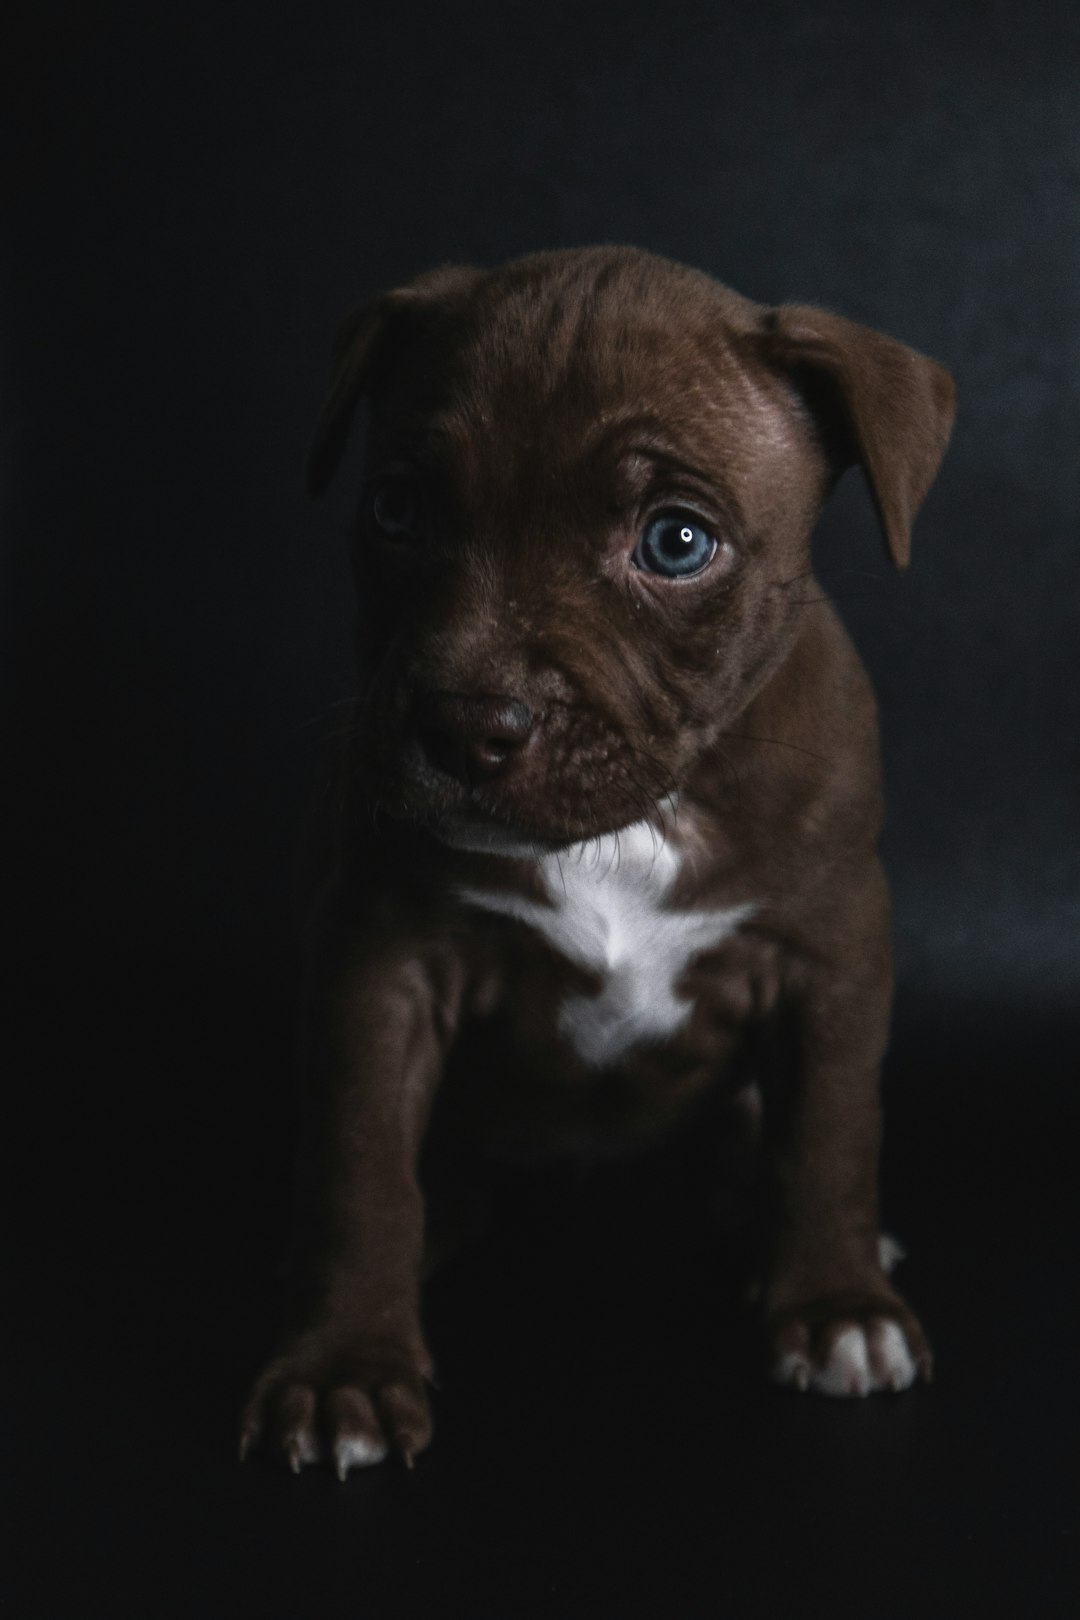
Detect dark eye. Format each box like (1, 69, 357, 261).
(371, 478, 423, 539)
(633, 514, 718, 578)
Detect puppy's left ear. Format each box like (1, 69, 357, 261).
(761, 306, 956, 568)
(306, 264, 481, 496)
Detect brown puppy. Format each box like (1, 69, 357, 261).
(240, 247, 955, 1478)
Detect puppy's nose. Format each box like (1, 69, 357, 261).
(412, 690, 536, 785)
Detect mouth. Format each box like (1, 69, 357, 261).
(374, 772, 654, 859)
(388, 779, 682, 861)
(362, 724, 680, 855)
(386, 764, 586, 853)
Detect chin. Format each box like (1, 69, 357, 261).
(429, 818, 559, 859)
(424, 797, 675, 860)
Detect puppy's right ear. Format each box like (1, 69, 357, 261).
(306, 265, 480, 496)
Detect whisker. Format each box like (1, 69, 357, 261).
(770, 566, 888, 589)
(784, 592, 891, 608)
(721, 730, 831, 766)
(769, 566, 890, 613)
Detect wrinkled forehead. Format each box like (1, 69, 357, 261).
(366, 296, 795, 518)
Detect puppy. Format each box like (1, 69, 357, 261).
(240, 246, 955, 1478)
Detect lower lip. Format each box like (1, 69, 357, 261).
(433, 818, 555, 858)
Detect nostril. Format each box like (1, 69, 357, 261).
(410, 691, 536, 785)
(482, 699, 534, 746)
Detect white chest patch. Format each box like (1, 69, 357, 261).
(457, 820, 756, 1068)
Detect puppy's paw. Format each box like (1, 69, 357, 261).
(767, 1294, 931, 1397)
(239, 1331, 433, 1478)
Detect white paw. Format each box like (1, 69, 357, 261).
(776, 1318, 919, 1397)
(333, 1432, 390, 1481)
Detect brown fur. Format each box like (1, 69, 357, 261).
(240, 246, 955, 1473)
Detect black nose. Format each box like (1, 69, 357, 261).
(411, 690, 537, 785)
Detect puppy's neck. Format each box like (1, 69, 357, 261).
(453, 815, 755, 1067)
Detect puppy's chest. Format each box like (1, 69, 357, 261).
(457, 822, 756, 1068)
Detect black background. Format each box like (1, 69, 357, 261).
(4, 2, 1078, 1615)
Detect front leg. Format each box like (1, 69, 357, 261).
(240, 924, 463, 1476)
(761, 860, 932, 1396)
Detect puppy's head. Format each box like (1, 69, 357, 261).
(309, 247, 954, 852)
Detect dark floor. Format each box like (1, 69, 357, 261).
(7, 956, 1079, 1619)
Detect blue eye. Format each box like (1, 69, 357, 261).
(633, 514, 718, 578)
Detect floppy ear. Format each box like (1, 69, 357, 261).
(305, 264, 481, 497)
(761, 305, 956, 568)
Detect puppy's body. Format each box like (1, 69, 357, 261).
(241, 248, 954, 1477)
